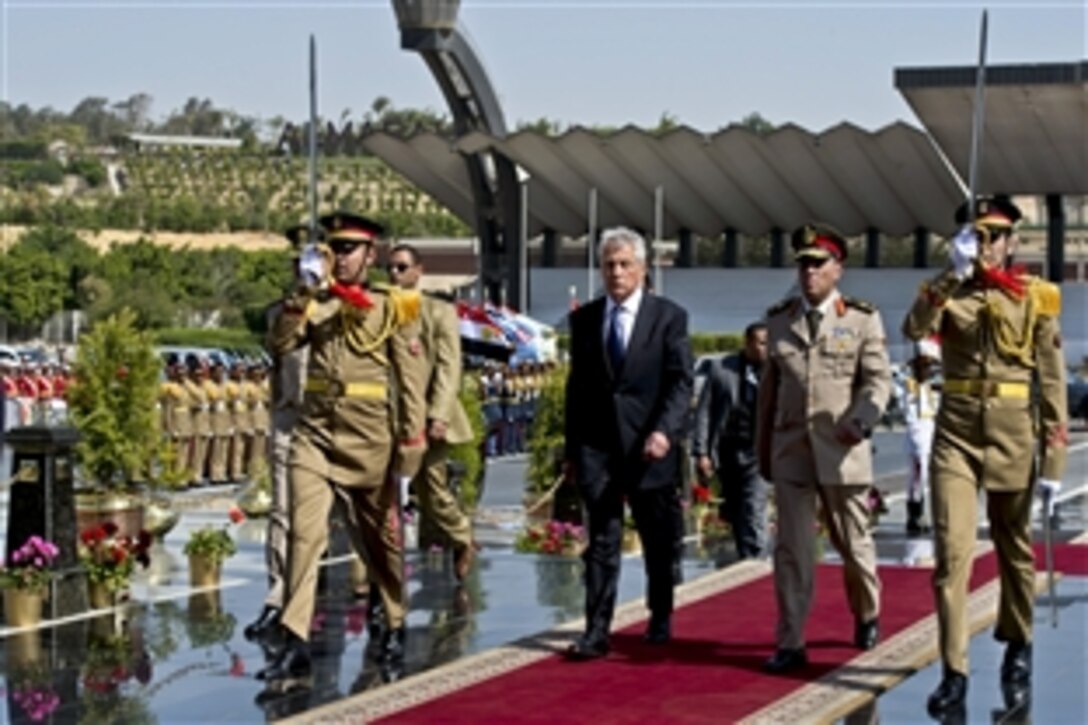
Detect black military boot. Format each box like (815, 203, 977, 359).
(1000, 641, 1032, 684)
(366, 592, 386, 639)
(244, 605, 282, 642)
(256, 630, 312, 682)
(927, 669, 968, 716)
(906, 500, 926, 536)
(378, 626, 407, 682)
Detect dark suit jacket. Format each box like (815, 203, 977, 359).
(692, 353, 745, 469)
(564, 293, 693, 502)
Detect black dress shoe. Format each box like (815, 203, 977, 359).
(244, 606, 282, 642)
(1000, 641, 1032, 684)
(566, 634, 610, 661)
(927, 669, 968, 716)
(366, 594, 386, 639)
(256, 634, 312, 682)
(854, 618, 879, 650)
(763, 648, 808, 674)
(643, 616, 671, 644)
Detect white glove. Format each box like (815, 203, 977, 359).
(1038, 478, 1061, 515)
(950, 226, 979, 280)
(298, 243, 327, 288)
(398, 475, 415, 518)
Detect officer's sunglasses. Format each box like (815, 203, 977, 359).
(387, 262, 413, 274)
(797, 256, 830, 269)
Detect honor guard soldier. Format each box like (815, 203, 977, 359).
(901, 336, 942, 535)
(159, 354, 194, 470)
(257, 212, 427, 682)
(903, 197, 1067, 716)
(247, 362, 271, 474)
(185, 356, 212, 485)
(205, 357, 232, 484)
(757, 223, 892, 674)
(227, 361, 250, 481)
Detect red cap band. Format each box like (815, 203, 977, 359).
(813, 236, 842, 260)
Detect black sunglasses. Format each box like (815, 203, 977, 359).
(797, 256, 830, 269)
(387, 262, 412, 274)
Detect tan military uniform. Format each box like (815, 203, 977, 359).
(159, 378, 193, 470)
(186, 376, 211, 484)
(269, 283, 427, 641)
(903, 268, 1067, 674)
(249, 375, 271, 475)
(205, 377, 232, 483)
(227, 375, 250, 481)
(756, 291, 892, 649)
(413, 294, 475, 551)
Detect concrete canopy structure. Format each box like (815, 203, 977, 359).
(896, 61, 1088, 195)
(362, 122, 964, 239)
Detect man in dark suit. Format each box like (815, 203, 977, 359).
(692, 322, 769, 559)
(563, 226, 693, 660)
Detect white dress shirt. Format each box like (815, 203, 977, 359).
(603, 286, 644, 351)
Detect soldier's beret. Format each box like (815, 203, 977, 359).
(284, 223, 324, 247)
(955, 195, 1022, 228)
(164, 353, 180, 367)
(319, 211, 385, 248)
(791, 223, 847, 263)
(184, 353, 201, 370)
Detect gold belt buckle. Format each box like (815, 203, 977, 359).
(327, 380, 345, 397)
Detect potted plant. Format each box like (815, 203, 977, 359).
(1, 535, 60, 627)
(67, 309, 164, 537)
(515, 519, 586, 558)
(79, 522, 152, 609)
(183, 509, 243, 587)
(8, 663, 60, 722)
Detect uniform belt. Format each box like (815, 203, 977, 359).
(304, 379, 387, 400)
(943, 379, 1029, 399)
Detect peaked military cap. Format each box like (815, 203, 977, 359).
(954, 195, 1022, 228)
(791, 222, 847, 262)
(284, 223, 324, 247)
(319, 211, 385, 246)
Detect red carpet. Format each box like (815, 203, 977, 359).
(1036, 541, 1088, 575)
(382, 544, 1085, 724)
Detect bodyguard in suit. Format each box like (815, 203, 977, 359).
(692, 322, 769, 559)
(564, 226, 693, 660)
(756, 223, 892, 673)
(386, 243, 478, 580)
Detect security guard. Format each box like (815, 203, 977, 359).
(386, 243, 477, 580)
(257, 212, 427, 682)
(903, 196, 1067, 716)
(757, 223, 892, 674)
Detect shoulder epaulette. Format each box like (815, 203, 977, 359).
(766, 297, 798, 317)
(423, 289, 455, 303)
(1029, 278, 1061, 317)
(843, 296, 875, 314)
(387, 287, 421, 325)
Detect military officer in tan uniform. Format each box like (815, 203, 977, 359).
(186, 357, 212, 485)
(159, 354, 193, 468)
(227, 361, 250, 481)
(903, 197, 1068, 716)
(387, 243, 477, 580)
(757, 223, 892, 674)
(205, 358, 232, 484)
(247, 363, 271, 474)
(257, 212, 427, 682)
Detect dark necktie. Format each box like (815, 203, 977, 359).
(806, 308, 823, 341)
(607, 305, 626, 371)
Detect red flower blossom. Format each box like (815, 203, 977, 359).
(228, 507, 245, 525)
(692, 483, 712, 504)
(102, 522, 118, 537)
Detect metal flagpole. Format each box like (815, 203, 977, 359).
(519, 176, 529, 313)
(587, 187, 598, 300)
(654, 185, 664, 294)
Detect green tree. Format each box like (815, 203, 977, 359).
(0, 244, 68, 327)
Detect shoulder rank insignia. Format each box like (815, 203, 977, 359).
(1029, 278, 1061, 317)
(842, 296, 875, 314)
(766, 297, 798, 317)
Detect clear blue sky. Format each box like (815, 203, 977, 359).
(2, 1, 1084, 133)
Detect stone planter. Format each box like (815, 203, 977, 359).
(3, 588, 45, 628)
(236, 483, 273, 518)
(188, 555, 221, 588)
(144, 493, 180, 541)
(76, 490, 146, 540)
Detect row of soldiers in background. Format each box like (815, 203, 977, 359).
(479, 361, 555, 456)
(158, 355, 271, 486)
(0, 360, 72, 427)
